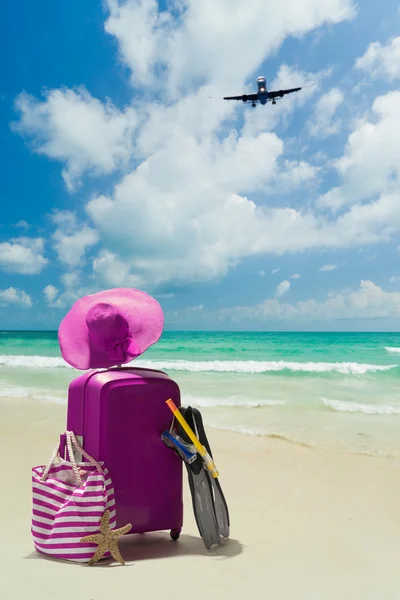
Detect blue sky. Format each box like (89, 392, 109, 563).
(1, 0, 400, 330)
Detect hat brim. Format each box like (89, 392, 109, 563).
(58, 288, 164, 370)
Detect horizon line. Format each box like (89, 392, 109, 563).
(2, 329, 400, 334)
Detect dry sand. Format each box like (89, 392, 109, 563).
(1, 396, 399, 600)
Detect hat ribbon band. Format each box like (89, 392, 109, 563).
(105, 329, 139, 363)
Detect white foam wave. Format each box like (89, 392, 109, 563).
(385, 347, 400, 354)
(205, 422, 314, 447)
(0, 384, 66, 403)
(184, 394, 285, 408)
(322, 397, 400, 415)
(206, 423, 265, 436)
(136, 359, 396, 375)
(0, 384, 280, 409)
(0, 355, 71, 368)
(0, 355, 397, 375)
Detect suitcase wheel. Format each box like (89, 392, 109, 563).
(170, 529, 181, 541)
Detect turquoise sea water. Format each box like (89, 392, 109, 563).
(1, 331, 400, 456)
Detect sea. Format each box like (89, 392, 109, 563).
(1, 330, 400, 457)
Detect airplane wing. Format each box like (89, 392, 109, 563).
(223, 93, 259, 101)
(268, 87, 302, 99)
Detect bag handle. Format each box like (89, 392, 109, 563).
(41, 431, 103, 486)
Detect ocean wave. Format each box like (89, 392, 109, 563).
(0, 354, 397, 375)
(385, 347, 400, 354)
(0, 380, 283, 409)
(184, 394, 285, 408)
(205, 422, 314, 448)
(0, 355, 71, 368)
(0, 385, 66, 404)
(206, 421, 398, 458)
(136, 359, 397, 375)
(322, 397, 400, 415)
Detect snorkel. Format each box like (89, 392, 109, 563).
(165, 399, 219, 478)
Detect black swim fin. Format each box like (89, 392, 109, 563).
(175, 407, 222, 549)
(190, 407, 230, 539)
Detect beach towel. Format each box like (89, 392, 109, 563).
(31, 430, 116, 563)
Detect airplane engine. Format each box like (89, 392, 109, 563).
(242, 94, 248, 102)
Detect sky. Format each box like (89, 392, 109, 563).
(1, 0, 400, 331)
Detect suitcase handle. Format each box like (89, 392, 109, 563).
(59, 433, 85, 461)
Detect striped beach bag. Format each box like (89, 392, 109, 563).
(31, 431, 116, 563)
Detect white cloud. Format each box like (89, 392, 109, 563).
(21, 0, 400, 296)
(11, 85, 400, 292)
(276, 280, 291, 297)
(92, 249, 145, 288)
(86, 170, 400, 288)
(220, 281, 400, 322)
(90, 13, 400, 293)
(319, 264, 339, 272)
(60, 272, 80, 289)
(277, 159, 320, 191)
(43, 283, 81, 309)
(272, 268, 280, 275)
(12, 87, 137, 191)
(85, 129, 292, 286)
(154, 292, 175, 299)
(51, 211, 99, 268)
(104, 0, 166, 87)
(187, 304, 204, 312)
(53, 228, 99, 268)
(0, 287, 32, 308)
(389, 276, 400, 283)
(308, 87, 344, 137)
(105, 0, 355, 96)
(44, 277, 100, 309)
(44, 285, 59, 304)
(259, 270, 266, 276)
(319, 91, 400, 209)
(290, 273, 301, 279)
(0, 237, 48, 275)
(355, 36, 400, 81)
(15, 220, 30, 230)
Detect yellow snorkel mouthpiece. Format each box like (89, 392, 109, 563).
(166, 399, 219, 479)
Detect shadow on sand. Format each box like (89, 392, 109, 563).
(24, 531, 243, 567)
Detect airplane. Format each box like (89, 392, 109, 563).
(223, 76, 303, 107)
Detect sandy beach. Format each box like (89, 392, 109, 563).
(1, 395, 400, 600)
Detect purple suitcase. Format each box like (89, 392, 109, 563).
(60, 366, 183, 538)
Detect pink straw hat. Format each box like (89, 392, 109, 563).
(58, 288, 164, 370)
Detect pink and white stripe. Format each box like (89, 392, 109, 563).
(31, 432, 116, 563)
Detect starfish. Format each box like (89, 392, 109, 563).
(80, 509, 132, 566)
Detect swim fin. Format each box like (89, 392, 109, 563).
(190, 407, 230, 539)
(174, 406, 222, 549)
(172, 406, 230, 548)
